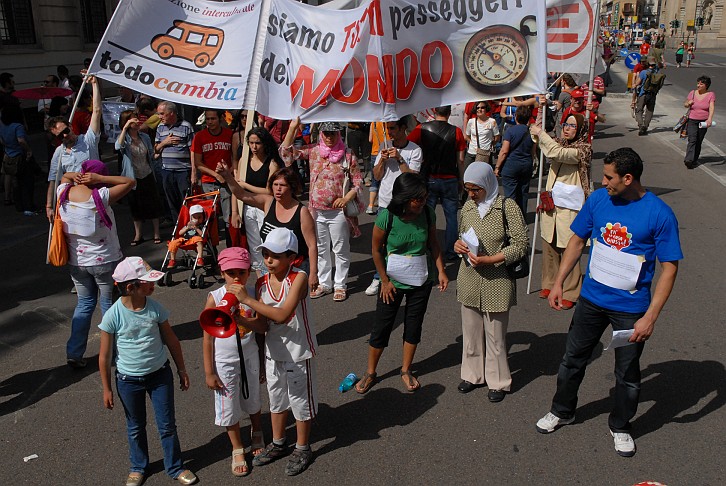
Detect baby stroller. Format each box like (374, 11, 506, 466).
(159, 190, 220, 288)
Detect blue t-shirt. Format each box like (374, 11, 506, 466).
(571, 188, 683, 313)
(0, 122, 26, 157)
(48, 129, 99, 182)
(98, 298, 171, 376)
(501, 124, 534, 176)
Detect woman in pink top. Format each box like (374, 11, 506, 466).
(684, 75, 716, 169)
(280, 118, 363, 302)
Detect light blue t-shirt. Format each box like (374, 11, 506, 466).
(98, 297, 171, 376)
(571, 188, 683, 313)
(48, 129, 99, 182)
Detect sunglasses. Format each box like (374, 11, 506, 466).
(322, 131, 337, 137)
(476, 106, 487, 111)
(56, 127, 71, 140)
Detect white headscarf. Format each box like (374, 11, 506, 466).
(463, 162, 499, 218)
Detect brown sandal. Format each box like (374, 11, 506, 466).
(355, 372, 377, 394)
(400, 370, 420, 392)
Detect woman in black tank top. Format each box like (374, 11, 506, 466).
(220, 164, 319, 291)
(232, 127, 281, 274)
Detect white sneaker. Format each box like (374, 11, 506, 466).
(536, 412, 575, 434)
(365, 205, 377, 215)
(365, 279, 380, 296)
(610, 431, 636, 457)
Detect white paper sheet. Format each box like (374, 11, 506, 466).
(604, 329, 635, 350)
(461, 228, 479, 266)
(386, 254, 428, 287)
(552, 181, 585, 211)
(589, 240, 643, 291)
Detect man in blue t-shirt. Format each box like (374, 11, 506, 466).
(536, 148, 682, 458)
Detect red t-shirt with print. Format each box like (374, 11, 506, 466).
(190, 127, 233, 183)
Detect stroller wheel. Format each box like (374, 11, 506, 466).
(198, 274, 205, 289)
(163, 272, 172, 287)
(188, 274, 197, 289)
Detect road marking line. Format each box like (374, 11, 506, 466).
(656, 133, 726, 188)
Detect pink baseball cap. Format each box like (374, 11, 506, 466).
(113, 257, 164, 282)
(217, 247, 251, 271)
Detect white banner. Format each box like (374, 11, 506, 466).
(259, 0, 547, 121)
(87, 0, 262, 109)
(545, 0, 598, 74)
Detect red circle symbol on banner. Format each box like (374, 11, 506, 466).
(547, 0, 595, 61)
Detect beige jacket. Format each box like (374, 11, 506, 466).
(456, 197, 529, 312)
(533, 131, 585, 248)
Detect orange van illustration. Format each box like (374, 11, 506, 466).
(150, 20, 224, 69)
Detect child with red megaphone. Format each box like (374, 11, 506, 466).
(202, 247, 268, 477)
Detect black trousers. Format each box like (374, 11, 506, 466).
(684, 118, 708, 165)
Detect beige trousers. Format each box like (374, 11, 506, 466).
(541, 237, 583, 302)
(460, 305, 511, 391)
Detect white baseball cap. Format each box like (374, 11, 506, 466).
(189, 204, 204, 216)
(255, 227, 298, 254)
(113, 257, 165, 282)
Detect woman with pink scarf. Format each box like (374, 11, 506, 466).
(58, 160, 135, 368)
(280, 119, 363, 302)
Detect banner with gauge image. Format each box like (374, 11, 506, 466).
(255, 0, 547, 121)
(86, 0, 262, 110)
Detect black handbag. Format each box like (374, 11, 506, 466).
(501, 199, 529, 279)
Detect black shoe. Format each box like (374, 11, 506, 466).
(488, 389, 505, 402)
(637, 128, 646, 136)
(684, 160, 697, 169)
(67, 358, 87, 369)
(457, 380, 478, 394)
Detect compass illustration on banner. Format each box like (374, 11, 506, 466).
(463, 16, 537, 94)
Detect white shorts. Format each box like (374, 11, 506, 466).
(265, 357, 318, 422)
(214, 355, 262, 427)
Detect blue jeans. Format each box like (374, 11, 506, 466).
(501, 161, 532, 216)
(426, 177, 458, 259)
(116, 362, 185, 478)
(550, 297, 645, 432)
(67, 262, 116, 360)
(161, 169, 191, 222)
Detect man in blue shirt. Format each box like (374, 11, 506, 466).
(154, 101, 195, 222)
(536, 148, 682, 458)
(45, 73, 102, 222)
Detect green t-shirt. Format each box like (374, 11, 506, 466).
(375, 207, 436, 289)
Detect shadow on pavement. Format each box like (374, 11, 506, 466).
(566, 359, 725, 438)
(317, 309, 377, 346)
(0, 358, 97, 416)
(312, 383, 445, 458)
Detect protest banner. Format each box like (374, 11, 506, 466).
(257, 0, 547, 121)
(87, 0, 262, 110)
(102, 102, 136, 141)
(545, 0, 599, 74)
(88, 0, 547, 121)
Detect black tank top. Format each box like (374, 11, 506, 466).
(260, 200, 309, 259)
(245, 157, 271, 189)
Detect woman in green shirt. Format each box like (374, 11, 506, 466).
(355, 173, 448, 393)
(675, 42, 685, 68)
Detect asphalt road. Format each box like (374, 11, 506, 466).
(0, 57, 724, 485)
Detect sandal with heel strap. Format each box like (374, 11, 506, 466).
(231, 448, 249, 477)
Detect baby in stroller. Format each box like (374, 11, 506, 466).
(167, 204, 205, 268)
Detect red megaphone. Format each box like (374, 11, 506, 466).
(199, 292, 251, 338)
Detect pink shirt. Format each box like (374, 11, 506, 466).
(688, 90, 716, 121)
(280, 144, 363, 211)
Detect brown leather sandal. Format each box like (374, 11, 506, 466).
(355, 372, 377, 394)
(400, 370, 420, 392)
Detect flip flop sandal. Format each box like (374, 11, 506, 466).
(400, 370, 420, 393)
(130, 238, 144, 246)
(355, 372, 377, 394)
(231, 448, 250, 477)
(153, 237, 162, 244)
(310, 286, 332, 299)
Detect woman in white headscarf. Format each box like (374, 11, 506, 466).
(453, 162, 528, 402)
